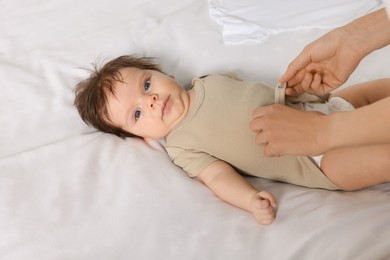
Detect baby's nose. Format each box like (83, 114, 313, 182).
(147, 94, 158, 108)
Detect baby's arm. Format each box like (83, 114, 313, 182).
(196, 160, 277, 225)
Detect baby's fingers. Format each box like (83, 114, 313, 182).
(257, 191, 277, 208)
(252, 199, 276, 225)
(253, 198, 270, 210)
(256, 214, 275, 225)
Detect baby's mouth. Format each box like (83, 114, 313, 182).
(162, 96, 170, 118)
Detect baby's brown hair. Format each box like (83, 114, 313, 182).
(74, 55, 163, 138)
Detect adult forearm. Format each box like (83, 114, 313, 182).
(345, 8, 390, 58)
(322, 96, 390, 150)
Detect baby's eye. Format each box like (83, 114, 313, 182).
(144, 80, 151, 91)
(135, 108, 141, 121)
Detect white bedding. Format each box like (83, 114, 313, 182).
(209, 0, 383, 44)
(0, 0, 389, 259)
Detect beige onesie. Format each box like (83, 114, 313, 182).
(165, 73, 341, 190)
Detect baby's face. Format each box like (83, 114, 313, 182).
(106, 68, 190, 140)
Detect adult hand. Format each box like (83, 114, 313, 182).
(279, 8, 390, 97)
(279, 27, 362, 97)
(249, 104, 329, 157)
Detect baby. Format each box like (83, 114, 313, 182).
(74, 55, 390, 224)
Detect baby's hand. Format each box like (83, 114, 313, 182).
(250, 191, 277, 225)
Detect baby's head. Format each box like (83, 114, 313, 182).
(74, 55, 190, 140)
(74, 55, 163, 138)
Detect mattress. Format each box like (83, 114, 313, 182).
(0, 0, 389, 259)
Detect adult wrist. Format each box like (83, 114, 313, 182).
(344, 8, 390, 58)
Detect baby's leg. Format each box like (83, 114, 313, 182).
(321, 144, 390, 190)
(331, 78, 390, 108)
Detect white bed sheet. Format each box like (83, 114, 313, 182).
(209, 0, 383, 44)
(0, 0, 389, 259)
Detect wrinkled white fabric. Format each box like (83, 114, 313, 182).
(209, 0, 383, 44)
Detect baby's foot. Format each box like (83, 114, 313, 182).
(250, 191, 277, 225)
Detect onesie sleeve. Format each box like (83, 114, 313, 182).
(165, 146, 219, 178)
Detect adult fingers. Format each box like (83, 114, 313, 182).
(250, 106, 269, 133)
(300, 73, 314, 93)
(286, 69, 307, 90)
(279, 48, 312, 84)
